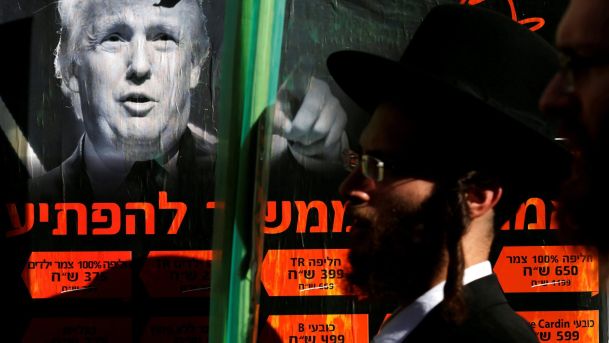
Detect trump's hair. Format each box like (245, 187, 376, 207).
(53, 0, 210, 116)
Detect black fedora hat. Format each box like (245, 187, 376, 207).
(327, 4, 571, 196)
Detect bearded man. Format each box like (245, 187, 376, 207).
(329, 4, 570, 342)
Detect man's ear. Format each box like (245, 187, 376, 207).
(66, 72, 80, 93)
(466, 186, 503, 219)
(190, 59, 203, 89)
(64, 60, 80, 93)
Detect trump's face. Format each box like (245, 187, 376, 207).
(70, 0, 203, 161)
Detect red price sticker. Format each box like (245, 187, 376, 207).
(261, 249, 350, 296)
(22, 251, 132, 298)
(519, 310, 599, 343)
(494, 246, 598, 294)
(266, 314, 368, 343)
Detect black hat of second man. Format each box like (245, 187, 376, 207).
(327, 4, 571, 195)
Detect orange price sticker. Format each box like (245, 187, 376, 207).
(22, 251, 132, 299)
(261, 249, 350, 296)
(141, 250, 213, 297)
(266, 314, 368, 343)
(493, 246, 598, 294)
(519, 310, 599, 343)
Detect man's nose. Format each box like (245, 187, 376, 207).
(127, 39, 151, 81)
(339, 169, 374, 205)
(539, 72, 581, 121)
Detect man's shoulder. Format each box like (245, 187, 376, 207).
(458, 274, 538, 342)
(172, 126, 216, 201)
(27, 144, 90, 202)
(190, 126, 216, 163)
(28, 165, 63, 198)
(406, 275, 537, 342)
(459, 303, 538, 342)
(180, 125, 216, 168)
(189, 125, 216, 150)
(408, 302, 538, 343)
(28, 165, 75, 202)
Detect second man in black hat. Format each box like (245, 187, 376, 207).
(329, 4, 570, 342)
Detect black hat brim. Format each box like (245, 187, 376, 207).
(327, 49, 571, 196)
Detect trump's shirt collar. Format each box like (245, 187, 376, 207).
(83, 134, 177, 198)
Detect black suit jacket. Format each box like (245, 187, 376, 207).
(29, 128, 215, 203)
(403, 274, 538, 343)
(4, 129, 217, 340)
(23, 128, 216, 249)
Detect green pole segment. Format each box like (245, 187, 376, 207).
(245, 0, 288, 341)
(208, 0, 253, 341)
(209, 0, 286, 342)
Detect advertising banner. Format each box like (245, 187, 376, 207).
(1, 0, 225, 341)
(2, 0, 605, 342)
(258, 0, 604, 342)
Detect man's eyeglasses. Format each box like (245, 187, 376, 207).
(559, 51, 609, 93)
(342, 149, 386, 182)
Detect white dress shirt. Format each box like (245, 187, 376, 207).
(372, 261, 493, 343)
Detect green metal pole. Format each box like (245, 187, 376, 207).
(209, 0, 286, 341)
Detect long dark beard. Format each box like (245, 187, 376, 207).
(346, 190, 447, 304)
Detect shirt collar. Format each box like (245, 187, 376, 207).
(83, 135, 177, 198)
(372, 261, 492, 343)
